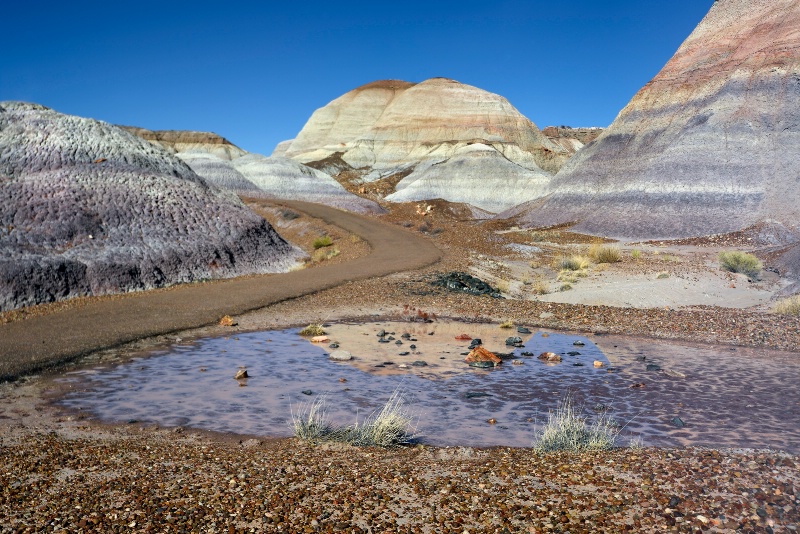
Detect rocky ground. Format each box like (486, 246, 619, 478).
(1, 198, 799, 532)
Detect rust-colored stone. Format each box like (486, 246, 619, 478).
(465, 346, 501, 364)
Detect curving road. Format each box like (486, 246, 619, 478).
(0, 201, 441, 382)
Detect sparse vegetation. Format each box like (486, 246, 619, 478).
(533, 394, 619, 452)
(554, 255, 590, 271)
(499, 319, 514, 329)
(531, 280, 550, 295)
(313, 235, 334, 249)
(280, 209, 300, 221)
(718, 250, 762, 279)
(312, 247, 340, 262)
(775, 295, 800, 316)
(631, 249, 642, 260)
(496, 280, 510, 294)
(656, 271, 670, 279)
(292, 390, 416, 448)
(588, 243, 621, 264)
(559, 283, 573, 292)
(299, 324, 326, 336)
(557, 271, 578, 284)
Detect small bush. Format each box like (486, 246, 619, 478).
(631, 249, 642, 260)
(533, 394, 618, 452)
(656, 271, 670, 279)
(555, 255, 590, 271)
(312, 247, 340, 262)
(499, 319, 514, 329)
(775, 295, 800, 316)
(313, 235, 334, 249)
(588, 244, 621, 264)
(280, 209, 300, 221)
(559, 283, 573, 292)
(299, 324, 326, 336)
(531, 281, 550, 295)
(557, 271, 578, 283)
(718, 251, 762, 279)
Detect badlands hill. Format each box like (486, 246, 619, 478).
(124, 127, 382, 213)
(509, 0, 800, 243)
(0, 102, 300, 311)
(280, 78, 569, 212)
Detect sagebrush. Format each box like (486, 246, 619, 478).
(718, 251, 762, 279)
(588, 243, 621, 264)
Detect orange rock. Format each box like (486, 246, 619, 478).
(593, 360, 604, 368)
(311, 335, 330, 343)
(465, 346, 501, 364)
(219, 315, 237, 327)
(455, 334, 472, 340)
(538, 352, 562, 362)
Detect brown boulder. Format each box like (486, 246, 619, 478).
(465, 346, 501, 364)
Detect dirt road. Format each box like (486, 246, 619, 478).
(0, 201, 441, 381)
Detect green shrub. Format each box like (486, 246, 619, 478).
(718, 251, 762, 279)
(775, 295, 800, 316)
(533, 395, 618, 452)
(313, 235, 334, 249)
(588, 244, 621, 264)
(631, 249, 642, 260)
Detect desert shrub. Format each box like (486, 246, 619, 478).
(298, 324, 326, 336)
(280, 209, 300, 220)
(499, 319, 514, 329)
(533, 395, 618, 452)
(313, 235, 334, 249)
(292, 390, 416, 448)
(631, 249, 642, 260)
(531, 281, 550, 295)
(588, 243, 621, 264)
(656, 271, 670, 279)
(557, 271, 578, 283)
(718, 251, 762, 279)
(559, 283, 573, 292)
(496, 280, 510, 294)
(555, 255, 590, 271)
(312, 247, 340, 262)
(775, 295, 800, 316)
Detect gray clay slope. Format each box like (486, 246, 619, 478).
(507, 0, 800, 242)
(0, 102, 299, 311)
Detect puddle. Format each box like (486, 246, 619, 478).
(54, 321, 800, 451)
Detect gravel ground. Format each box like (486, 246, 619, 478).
(2, 199, 799, 533)
(1, 421, 798, 533)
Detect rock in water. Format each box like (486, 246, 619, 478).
(509, 0, 800, 241)
(465, 347, 501, 365)
(0, 102, 301, 311)
(281, 78, 569, 211)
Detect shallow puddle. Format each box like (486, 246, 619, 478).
(54, 321, 800, 451)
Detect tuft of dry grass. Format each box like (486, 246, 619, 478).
(499, 319, 514, 329)
(533, 394, 619, 452)
(588, 243, 621, 264)
(554, 255, 590, 271)
(775, 295, 800, 316)
(531, 280, 550, 295)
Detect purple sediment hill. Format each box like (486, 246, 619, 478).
(0, 102, 300, 311)
(507, 0, 800, 242)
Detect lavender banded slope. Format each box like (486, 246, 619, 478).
(0, 102, 300, 311)
(509, 0, 800, 241)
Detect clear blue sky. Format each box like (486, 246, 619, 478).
(2, 0, 713, 155)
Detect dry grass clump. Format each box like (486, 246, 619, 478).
(554, 255, 590, 271)
(312, 247, 340, 262)
(292, 390, 416, 448)
(499, 319, 514, 329)
(631, 249, 642, 260)
(718, 251, 762, 279)
(533, 395, 619, 452)
(588, 243, 621, 264)
(299, 324, 326, 336)
(312, 235, 334, 249)
(557, 271, 578, 284)
(531, 280, 550, 295)
(774, 295, 800, 316)
(559, 283, 573, 292)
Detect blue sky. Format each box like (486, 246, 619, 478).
(2, 1, 713, 155)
